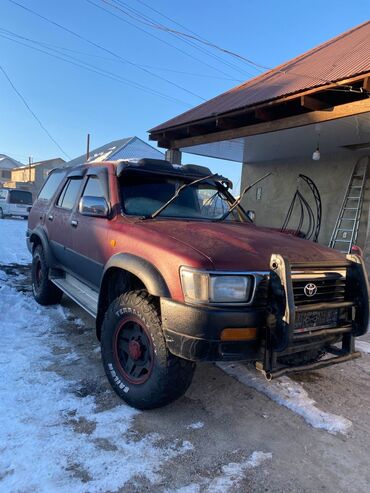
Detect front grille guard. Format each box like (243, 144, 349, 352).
(257, 253, 369, 379)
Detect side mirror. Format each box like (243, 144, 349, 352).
(79, 196, 109, 217)
(247, 210, 255, 223)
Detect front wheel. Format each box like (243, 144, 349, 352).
(101, 291, 195, 410)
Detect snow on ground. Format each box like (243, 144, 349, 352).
(173, 451, 272, 493)
(0, 273, 192, 493)
(356, 339, 370, 354)
(185, 422, 204, 430)
(0, 218, 30, 265)
(218, 362, 352, 435)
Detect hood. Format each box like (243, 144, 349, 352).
(138, 220, 345, 271)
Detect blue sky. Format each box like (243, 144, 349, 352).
(1, 0, 369, 191)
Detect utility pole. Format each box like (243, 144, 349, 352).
(28, 156, 32, 182)
(86, 133, 90, 161)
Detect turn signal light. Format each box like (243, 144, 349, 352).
(220, 328, 257, 341)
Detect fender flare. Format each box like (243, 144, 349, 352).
(101, 253, 170, 298)
(96, 253, 171, 339)
(29, 226, 56, 267)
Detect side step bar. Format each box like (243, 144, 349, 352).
(51, 273, 98, 318)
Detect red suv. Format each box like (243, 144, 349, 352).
(27, 158, 369, 409)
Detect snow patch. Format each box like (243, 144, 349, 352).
(218, 362, 352, 434)
(186, 421, 204, 430)
(172, 451, 272, 493)
(356, 340, 370, 354)
(0, 278, 192, 492)
(0, 219, 31, 265)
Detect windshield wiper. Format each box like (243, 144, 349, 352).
(219, 172, 272, 221)
(143, 173, 217, 220)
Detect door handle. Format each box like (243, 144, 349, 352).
(48, 214, 54, 221)
(71, 219, 78, 228)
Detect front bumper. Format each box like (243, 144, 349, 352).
(160, 298, 265, 361)
(161, 253, 369, 373)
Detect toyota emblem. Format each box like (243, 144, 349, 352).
(304, 283, 317, 297)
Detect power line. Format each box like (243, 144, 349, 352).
(109, 0, 368, 93)
(105, 0, 267, 72)
(85, 0, 244, 81)
(101, 0, 257, 77)
(0, 64, 71, 159)
(8, 0, 206, 102)
(0, 29, 191, 106)
(0, 29, 236, 81)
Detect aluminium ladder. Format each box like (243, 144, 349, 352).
(329, 159, 368, 253)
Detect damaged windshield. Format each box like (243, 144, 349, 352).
(120, 174, 245, 221)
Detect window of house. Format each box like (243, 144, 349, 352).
(1, 170, 11, 179)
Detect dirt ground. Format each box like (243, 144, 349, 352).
(5, 262, 370, 493)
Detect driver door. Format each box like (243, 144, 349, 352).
(69, 173, 109, 288)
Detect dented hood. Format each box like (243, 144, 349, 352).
(139, 220, 345, 271)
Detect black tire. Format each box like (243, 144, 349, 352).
(101, 290, 195, 410)
(0, 208, 4, 219)
(32, 244, 63, 305)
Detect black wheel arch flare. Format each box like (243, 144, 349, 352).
(96, 253, 171, 338)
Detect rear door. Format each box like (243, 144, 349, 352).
(68, 169, 110, 288)
(47, 174, 84, 271)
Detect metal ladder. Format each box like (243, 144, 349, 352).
(329, 159, 367, 253)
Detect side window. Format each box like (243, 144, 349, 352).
(81, 176, 105, 198)
(38, 171, 66, 201)
(57, 178, 83, 209)
(0, 189, 7, 200)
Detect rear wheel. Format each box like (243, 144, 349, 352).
(32, 244, 63, 305)
(101, 290, 195, 410)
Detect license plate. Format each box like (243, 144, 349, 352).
(294, 309, 339, 333)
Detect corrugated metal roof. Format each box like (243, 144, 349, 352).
(65, 137, 163, 167)
(151, 21, 370, 133)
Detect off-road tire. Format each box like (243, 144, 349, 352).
(101, 290, 196, 410)
(32, 244, 63, 305)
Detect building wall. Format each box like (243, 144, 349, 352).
(241, 152, 370, 249)
(11, 167, 35, 183)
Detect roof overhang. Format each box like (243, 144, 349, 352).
(149, 74, 370, 158)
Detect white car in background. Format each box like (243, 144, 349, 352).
(0, 188, 33, 219)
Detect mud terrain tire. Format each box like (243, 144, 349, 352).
(101, 290, 195, 410)
(32, 244, 63, 305)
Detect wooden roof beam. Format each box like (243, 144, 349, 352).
(301, 95, 333, 111)
(170, 98, 370, 149)
(216, 117, 242, 130)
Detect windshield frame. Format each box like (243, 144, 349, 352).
(119, 171, 249, 223)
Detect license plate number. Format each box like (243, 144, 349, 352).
(294, 309, 339, 333)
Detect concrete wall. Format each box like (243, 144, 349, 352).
(241, 153, 370, 249)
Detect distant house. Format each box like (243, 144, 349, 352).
(9, 158, 66, 197)
(0, 154, 23, 185)
(66, 136, 164, 167)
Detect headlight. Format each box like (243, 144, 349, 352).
(180, 267, 253, 304)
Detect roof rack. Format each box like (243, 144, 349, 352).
(114, 158, 232, 188)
